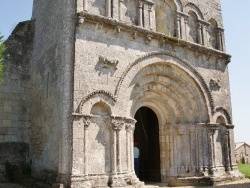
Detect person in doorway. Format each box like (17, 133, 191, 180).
(134, 141, 140, 178)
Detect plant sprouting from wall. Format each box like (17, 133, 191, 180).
(0, 33, 5, 83)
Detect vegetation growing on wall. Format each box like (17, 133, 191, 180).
(0, 34, 5, 83)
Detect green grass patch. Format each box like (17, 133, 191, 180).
(237, 163, 250, 178)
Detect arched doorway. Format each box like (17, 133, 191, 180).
(134, 107, 160, 182)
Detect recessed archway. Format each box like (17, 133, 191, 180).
(134, 107, 161, 182)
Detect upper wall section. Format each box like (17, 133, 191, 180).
(77, 0, 225, 51)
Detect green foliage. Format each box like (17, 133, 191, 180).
(237, 163, 250, 179)
(4, 161, 18, 182)
(0, 34, 5, 82)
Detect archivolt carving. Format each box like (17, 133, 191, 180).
(214, 107, 232, 124)
(79, 90, 116, 114)
(115, 51, 215, 115)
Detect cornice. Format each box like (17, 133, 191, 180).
(77, 12, 231, 63)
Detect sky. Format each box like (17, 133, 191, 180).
(0, 1, 249, 144)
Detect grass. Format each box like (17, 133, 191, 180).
(237, 163, 250, 178)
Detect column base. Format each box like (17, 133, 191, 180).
(109, 172, 144, 187)
(70, 175, 91, 188)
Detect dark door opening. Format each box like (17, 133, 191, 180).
(134, 107, 160, 182)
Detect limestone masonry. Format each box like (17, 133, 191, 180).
(0, 0, 244, 187)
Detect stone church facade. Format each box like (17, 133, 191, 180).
(0, 0, 243, 187)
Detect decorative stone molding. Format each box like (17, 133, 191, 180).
(99, 56, 119, 69)
(207, 123, 218, 134)
(225, 124, 234, 129)
(77, 12, 230, 58)
(209, 79, 221, 91)
(215, 107, 232, 124)
(79, 90, 116, 113)
(114, 52, 215, 116)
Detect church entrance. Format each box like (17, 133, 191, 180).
(134, 107, 161, 182)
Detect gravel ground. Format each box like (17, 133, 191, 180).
(0, 179, 249, 188)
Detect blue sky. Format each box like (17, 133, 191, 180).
(0, 0, 249, 144)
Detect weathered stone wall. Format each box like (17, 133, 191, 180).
(0, 21, 34, 143)
(30, 0, 75, 184)
(71, 0, 239, 186)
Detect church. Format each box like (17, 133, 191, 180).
(0, 0, 243, 187)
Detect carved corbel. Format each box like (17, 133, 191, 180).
(145, 34, 153, 44)
(194, 49, 202, 58)
(78, 16, 85, 26)
(131, 30, 138, 40)
(115, 25, 121, 33)
(206, 52, 211, 61)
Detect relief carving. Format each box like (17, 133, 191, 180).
(209, 79, 221, 91)
(98, 56, 119, 70)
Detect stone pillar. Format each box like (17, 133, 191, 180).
(138, 1, 143, 27)
(83, 116, 92, 175)
(184, 16, 188, 41)
(176, 14, 182, 38)
(225, 125, 235, 171)
(83, 0, 88, 11)
(110, 117, 127, 187)
(71, 114, 92, 188)
(113, 0, 119, 20)
(106, 0, 112, 18)
(224, 129, 230, 172)
(177, 11, 188, 40)
(197, 22, 203, 45)
(202, 23, 209, 47)
(148, 4, 153, 30)
(208, 124, 218, 174)
(125, 119, 135, 174)
(216, 28, 224, 51)
(119, 0, 123, 21)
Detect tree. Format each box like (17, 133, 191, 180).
(0, 34, 5, 83)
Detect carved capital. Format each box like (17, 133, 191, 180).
(111, 117, 125, 130)
(125, 118, 136, 132)
(207, 124, 218, 134)
(82, 115, 92, 129)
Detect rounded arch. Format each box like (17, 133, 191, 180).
(90, 102, 112, 116)
(115, 52, 214, 124)
(184, 2, 204, 20)
(187, 10, 199, 43)
(79, 90, 115, 114)
(208, 18, 218, 49)
(154, 0, 177, 37)
(174, 0, 183, 12)
(213, 107, 232, 124)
